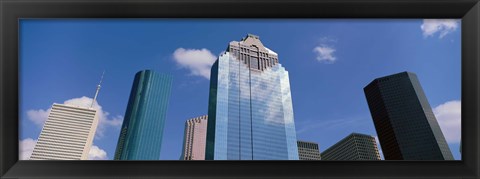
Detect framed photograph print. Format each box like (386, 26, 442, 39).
(1, 0, 479, 178)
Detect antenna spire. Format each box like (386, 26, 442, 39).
(91, 70, 105, 108)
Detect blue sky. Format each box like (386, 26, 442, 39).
(19, 19, 461, 160)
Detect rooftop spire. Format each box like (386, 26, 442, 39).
(91, 70, 105, 108)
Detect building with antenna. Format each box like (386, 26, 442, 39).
(91, 70, 105, 108)
(114, 70, 173, 160)
(30, 72, 104, 160)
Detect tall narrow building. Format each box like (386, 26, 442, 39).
(297, 140, 322, 160)
(114, 70, 173, 160)
(30, 73, 105, 160)
(364, 71, 454, 160)
(321, 133, 381, 160)
(180, 115, 208, 160)
(206, 34, 299, 160)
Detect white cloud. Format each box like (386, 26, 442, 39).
(172, 48, 217, 79)
(312, 36, 338, 64)
(433, 100, 461, 144)
(19, 138, 37, 160)
(88, 145, 108, 160)
(27, 108, 50, 127)
(421, 19, 459, 38)
(102, 114, 123, 127)
(313, 45, 337, 64)
(26, 96, 123, 139)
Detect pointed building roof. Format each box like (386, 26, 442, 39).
(228, 34, 278, 56)
(241, 34, 266, 49)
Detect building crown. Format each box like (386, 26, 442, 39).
(225, 34, 280, 71)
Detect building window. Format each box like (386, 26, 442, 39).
(250, 57, 259, 70)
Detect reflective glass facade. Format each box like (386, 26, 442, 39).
(114, 70, 172, 160)
(364, 72, 454, 160)
(206, 34, 299, 160)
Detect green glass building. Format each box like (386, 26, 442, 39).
(364, 71, 454, 160)
(114, 70, 172, 160)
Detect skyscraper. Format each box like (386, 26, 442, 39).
(205, 34, 299, 160)
(180, 115, 208, 160)
(297, 140, 322, 160)
(321, 133, 381, 160)
(30, 72, 105, 160)
(114, 70, 173, 160)
(30, 103, 100, 160)
(364, 71, 454, 160)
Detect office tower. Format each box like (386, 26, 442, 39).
(205, 34, 299, 160)
(30, 72, 105, 160)
(364, 71, 454, 160)
(30, 104, 99, 160)
(297, 140, 322, 160)
(321, 133, 381, 160)
(114, 70, 172, 160)
(180, 115, 208, 160)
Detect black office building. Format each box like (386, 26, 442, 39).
(364, 71, 454, 160)
(297, 140, 322, 160)
(321, 133, 381, 160)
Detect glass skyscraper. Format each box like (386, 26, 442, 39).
(114, 70, 172, 160)
(364, 71, 454, 160)
(205, 34, 299, 160)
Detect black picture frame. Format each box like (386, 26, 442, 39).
(1, 0, 479, 178)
